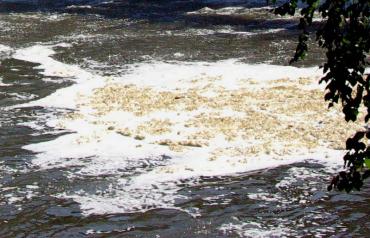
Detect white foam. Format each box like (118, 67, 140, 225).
(13, 45, 81, 79)
(19, 43, 350, 216)
(66, 5, 93, 9)
(113, 60, 321, 91)
(187, 6, 269, 16)
(0, 77, 12, 87)
(0, 44, 12, 60)
(8, 92, 38, 101)
(13, 45, 104, 109)
(186, 4, 318, 25)
(0, 44, 11, 53)
(220, 219, 295, 238)
(166, 27, 287, 37)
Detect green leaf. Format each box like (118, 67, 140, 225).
(364, 158, 370, 169)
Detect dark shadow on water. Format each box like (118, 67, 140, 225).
(0, 0, 290, 25)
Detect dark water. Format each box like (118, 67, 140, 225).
(0, 1, 369, 237)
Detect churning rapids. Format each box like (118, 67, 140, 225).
(0, 0, 370, 237)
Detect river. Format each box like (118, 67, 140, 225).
(0, 0, 369, 237)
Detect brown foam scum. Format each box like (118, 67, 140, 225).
(64, 75, 364, 159)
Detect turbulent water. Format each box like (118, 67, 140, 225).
(1, 0, 370, 237)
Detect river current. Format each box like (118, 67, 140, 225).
(0, 0, 369, 237)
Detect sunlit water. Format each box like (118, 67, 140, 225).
(0, 1, 369, 237)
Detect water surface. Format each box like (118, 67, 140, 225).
(1, 1, 369, 237)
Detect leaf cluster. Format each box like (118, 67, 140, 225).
(273, 0, 370, 191)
